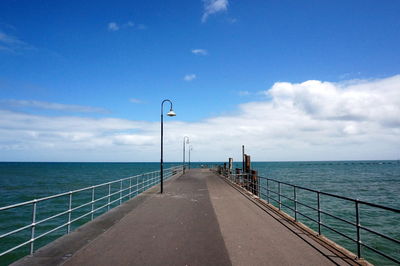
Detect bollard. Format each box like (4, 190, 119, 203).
(235, 168, 241, 184)
(223, 162, 227, 177)
(251, 170, 258, 196)
(244, 155, 251, 190)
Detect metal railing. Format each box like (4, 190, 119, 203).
(0, 165, 183, 261)
(218, 168, 400, 265)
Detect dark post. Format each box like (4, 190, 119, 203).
(245, 154, 251, 173)
(317, 191, 321, 234)
(251, 170, 258, 196)
(235, 168, 241, 184)
(355, 200, 361, 258)
(242, 145, 245, 173)
(183, 136, 189, 174)
(278, 182, 281, 210)
(294, 186, 297, 221)
(160, 99, 175, 194)
(244, 154, 251, 190)
(223, 162, 227, 176)
(160, 109, 164, 193)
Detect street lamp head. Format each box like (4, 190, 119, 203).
(167, 109, 176, 117)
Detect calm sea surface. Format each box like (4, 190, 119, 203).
(1, 161, 399, 265)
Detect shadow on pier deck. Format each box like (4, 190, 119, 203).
(13, 169, 368, 266)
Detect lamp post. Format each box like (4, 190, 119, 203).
(160, 99, 176, 194)
(183, 136, 189, 173)
(189, 145, 193, 169)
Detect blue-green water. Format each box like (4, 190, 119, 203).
(0, 162, 184, 266)
(0, 161, 399, 265)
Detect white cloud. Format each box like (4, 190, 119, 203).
(125, 21, 134, 27)
(0, 75, 399, 162)
(0, 30, 31, 53)
(202, 0, 229, 23)
(191, 49, 208, 55)
(137, 24, 147, 30)
(184, 74, 197, 81)
(226, 18, 237, 24)
(0, 99, 108, 113)
(266, 76, 400, 127)
(129, 98, 142, 104)
(0, 31, 23, 45)
(108, 22, 119, 31)
(108, 21, 146, 31)
(238, 90, 250, 96)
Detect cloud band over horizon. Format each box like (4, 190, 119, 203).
(0, 75, 399, 162)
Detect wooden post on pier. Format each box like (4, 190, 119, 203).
(244, 154, 251, 173)
(219, 150, 258, 196)
(244, 154, 251, 190)
(235, 168, 241, 184)
(251, 170, 259, 196)
(223, 163, 227, 176)
(239, 154, 258, 196)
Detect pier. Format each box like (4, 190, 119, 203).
(13, 169, 367, 266)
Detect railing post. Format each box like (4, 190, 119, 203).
(294, 186, 297, 221)
(91, 187, 95, 220)
(30, 200, 37, 254)
(108, 183, 111, 211)
(278, 182, 281, 210)
(136, 175, 139, 195)
(129, 177, 132, 199)
(266, 179, 270, 204)
(119, 180, 122, 205)
(141, 174, 144, 193)
(150, 172, 152, 186)
(317, 191, 321, 235)
(67, 192, 72, 234)
(356, 200, 361, 258)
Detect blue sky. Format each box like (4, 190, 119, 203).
(0, 0, 399, 161)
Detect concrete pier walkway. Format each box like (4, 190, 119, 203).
(14, 169, 363, 266)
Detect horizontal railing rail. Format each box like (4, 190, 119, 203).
(0, 165, 183, 262)
(216, 167, 400, 265)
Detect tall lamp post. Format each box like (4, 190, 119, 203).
(160, 99, 176, 194)
(183, 136, 189, 173)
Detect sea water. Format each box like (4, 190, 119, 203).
(0, 161, 399, 265)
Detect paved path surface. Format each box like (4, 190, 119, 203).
(63, 169, 231, 266)
(14, 169, 362, 266)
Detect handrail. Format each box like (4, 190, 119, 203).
(216, 167, 400, 265)
(0, 165, 183, 262)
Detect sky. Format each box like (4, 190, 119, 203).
(0, 0, 399, 162)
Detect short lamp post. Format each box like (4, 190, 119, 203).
(183, 136, 189, 173)
(189, 145, 193, 169)
(160, 99, 176, 194)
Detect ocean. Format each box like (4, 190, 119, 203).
(0, 161, 399, 265)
